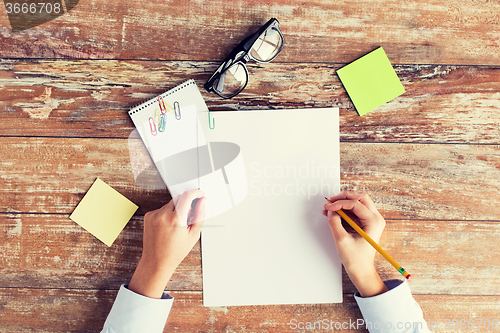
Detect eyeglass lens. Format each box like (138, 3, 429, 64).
(214, 62, 248, 98)
(250, 27, 283, 62)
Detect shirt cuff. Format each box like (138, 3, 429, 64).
(101, 285, 174, 333)
(354, 279, 428, 332)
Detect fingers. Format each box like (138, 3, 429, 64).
(326, 191, 379, 216)
(356, 193, 378, 214)
(327, 210, 349, 241)
(324, 191, 386, 240)
(188, 196, 206, 234)
(327, 190, 364, 203)
(153, 190, 205, 228)
(172, 194, 182, 208)
(325, 199, 375, 222)
(175, 189, 205, 226)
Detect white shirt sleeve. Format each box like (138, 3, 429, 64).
(354, 279, 430, 333)
(100, 285, 174, 333)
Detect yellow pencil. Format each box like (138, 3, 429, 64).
(325, 197, 411, 280)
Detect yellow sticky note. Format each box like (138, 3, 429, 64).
(70, 178, 138, 247)
(337, 47, 405, 116)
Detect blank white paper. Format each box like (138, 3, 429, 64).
(201, 108, 342, 306)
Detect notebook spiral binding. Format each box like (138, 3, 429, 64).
(128, 79, 196, 116)
(128, 79, 215, 131)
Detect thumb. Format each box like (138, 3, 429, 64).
(188, 197, 206, 232)
(327, 210, 348, 242)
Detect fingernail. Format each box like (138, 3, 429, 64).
(327, 210, 333, 217)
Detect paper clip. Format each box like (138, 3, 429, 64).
(208, 110, 215, 130)
(149, 117, 157, 136)
(158, 96, 175, 114)
(158, 95, 175, 114)
(158, 113, 167, 132)
(154, 108, 161, 125)
(174, 101, 181, 120)
(158, 96, 167, 114)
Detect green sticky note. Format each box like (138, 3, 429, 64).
(337, 47, 405, 116)
(70, 178, 138, 247)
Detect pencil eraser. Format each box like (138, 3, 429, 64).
(406, 274, 412, 280)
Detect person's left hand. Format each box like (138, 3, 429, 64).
(129, 189, 206, 299)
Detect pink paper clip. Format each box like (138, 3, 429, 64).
(149, 117, 157, 136)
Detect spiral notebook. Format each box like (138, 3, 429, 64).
(128, 80, 247, 222)
(128, 80, 207, 197)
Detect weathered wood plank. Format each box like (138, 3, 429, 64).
(0, 214, 202, 291)
(170, 294, 500, 333)
(0, 136, 169, 215)
(1, 60, 500, 143)
(0, 288, 113, 332)
(0, 288, 499, 333)
(378, 220, 500, 296)
(1, 213, 499, 296)
(1, 137, 499, 219)
(1, 0, 500, 66)
(342, 143, 500, 221)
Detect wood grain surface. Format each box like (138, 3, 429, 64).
(2, 60, 500, 143)
(1, 0, 500, 65)
(0, 288, 499, 332)
(1, 0, 499, 332)
(1, 138, 499, 220)
(1, 213, 499, 296)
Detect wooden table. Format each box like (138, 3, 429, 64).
(1, 1, 499, 332)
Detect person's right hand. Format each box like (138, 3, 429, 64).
(323, 191, 389, 297)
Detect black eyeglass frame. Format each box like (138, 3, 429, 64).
(204, 18, 284, 99)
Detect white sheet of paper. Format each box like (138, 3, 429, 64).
(201, 108, 342, 306)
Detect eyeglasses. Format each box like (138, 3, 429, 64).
(204, 18, 284, 99)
